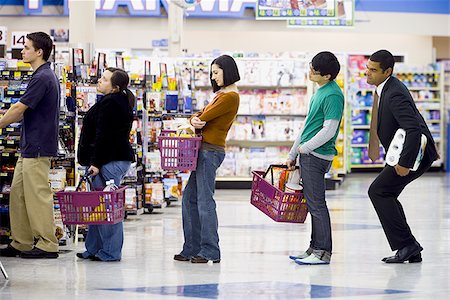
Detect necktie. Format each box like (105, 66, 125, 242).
(368, 91, 380, 162)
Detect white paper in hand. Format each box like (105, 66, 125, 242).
(386, 128, 427, 171)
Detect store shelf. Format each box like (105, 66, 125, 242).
(196, 85, 307, 90)
(125, 207, 144, 216)
(353, 107, 372, 110)
(1, 152, 19, 157)
(351, 125, 370, 129)
(408, 87, 440, 91)
(415, 99, 441, 102)
(217, 176, 252, 181)
(237, 114, 307, 117)
(351, 164, 384, 168)
(0, 172, 14, 177)
(226, 140, 293, 147)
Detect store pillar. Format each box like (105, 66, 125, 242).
(168, 3, 184, 57)
(69, 0, 96, 64)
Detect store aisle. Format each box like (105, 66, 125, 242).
(0, 173, 449, 300)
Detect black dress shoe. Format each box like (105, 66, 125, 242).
(0, 245, 22, 257)
(20, 248, 58, 259)
(382, 252, 422, 263)
(174, 254, 190, 261)
(76, 252, 95, 259)
(384, 242, 423, 264)
(90, 256, 120, 262)
(190, 256, 220, 264)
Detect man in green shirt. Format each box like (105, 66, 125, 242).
(287, 51, 344, 265)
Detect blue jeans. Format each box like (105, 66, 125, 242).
(300, 154, 332, 260)
(82, 161, 131, 261)
(180, 150, 225, 261)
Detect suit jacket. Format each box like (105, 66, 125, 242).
(377, 76, 439, 168)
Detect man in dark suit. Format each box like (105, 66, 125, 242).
(366, 50, 439, 263)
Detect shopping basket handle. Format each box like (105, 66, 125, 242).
(263, 164, 300, 186)
(76, 170, 94, 192)
(263, 164, 299, 179)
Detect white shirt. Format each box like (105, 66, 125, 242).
(376, 76, 390, 101)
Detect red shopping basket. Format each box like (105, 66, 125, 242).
(56, 187, 126, 225)
(250, 170, 307, 223)
(158, 130, 202, 171)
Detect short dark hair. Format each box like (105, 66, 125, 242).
(210, 55, 240, 93)
(311, 51, 340, 81)
(369, 50, 395, 72)
(26, 32, 53, 61)
(106, 67, 135, 109)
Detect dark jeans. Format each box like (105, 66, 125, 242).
(368, 154, 433, 251)
(180, 150, 225, 261)
(300, 154, 332, 259)
(83, 161, 131, 261)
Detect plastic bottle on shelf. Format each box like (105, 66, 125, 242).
(103, 180, 118, 191)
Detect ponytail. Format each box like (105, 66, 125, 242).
(124, 88, 135, 110)
(107, 67, 135, 110)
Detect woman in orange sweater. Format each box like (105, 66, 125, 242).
(174, 55, 240, 263)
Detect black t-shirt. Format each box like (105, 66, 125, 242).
(19, 62, 60, 158)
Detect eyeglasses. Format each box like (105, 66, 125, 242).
(309, 62, 321, 75)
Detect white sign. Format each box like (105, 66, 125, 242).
(0, 26, 7, 45)
(12, 31, 29, 48)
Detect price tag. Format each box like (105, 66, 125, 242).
(0, 173, 7, 177)
(14, 71, 21, 78)
(2, 71, 8, 75)
(7, 91, 14, 95)
(7, 140, 14, 144)
(6, 128, 14, 132)
(0, 26, 7, 45)
(15, 153, 20, 157)
(2, 153, 9, 157)
(12, 31, 29, 48)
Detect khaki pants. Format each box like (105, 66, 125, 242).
(9, 157, 58, 252)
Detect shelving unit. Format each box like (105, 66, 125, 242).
(439, 60, 450, 171)
(330, 58, 348, 176)
(123, 78, 146, 216)
(0, 69, 29, 244)
(347, 54, 445, 170)
(186, 57, 312, 183)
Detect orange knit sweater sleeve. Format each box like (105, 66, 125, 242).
(198, 92, 238, 122)
(191, 92, 240, 147)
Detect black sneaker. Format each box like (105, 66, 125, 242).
(20, 248, 58, 259)
(0, 245, 22, 257)
(76, 252, 95, 259)
(173, 254, 190, 261)
(190, 256, 220, 263)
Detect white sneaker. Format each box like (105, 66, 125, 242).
(289, 252, 310, 261)
(289, 247, 313, 261)
(295, 254, 330, 265)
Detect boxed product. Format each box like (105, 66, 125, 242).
(351, 130, 368, 144)
(352, 110, 368, 125)
(49, 168, 66, 191)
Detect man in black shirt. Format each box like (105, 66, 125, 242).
(0, 32, 60, 259)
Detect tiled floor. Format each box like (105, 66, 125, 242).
(1, 173, 449, 299)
